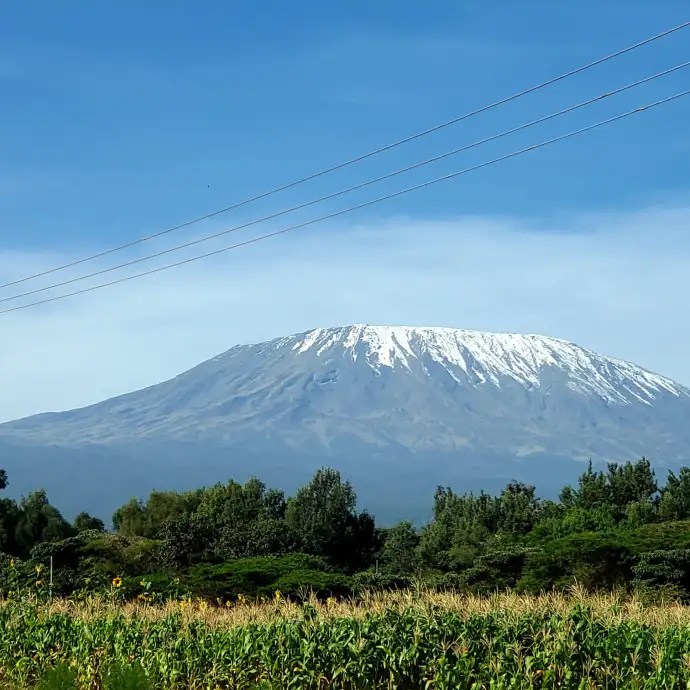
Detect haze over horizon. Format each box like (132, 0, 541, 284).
(2, 1, 689, 422)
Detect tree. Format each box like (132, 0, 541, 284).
(498, 481, 541, 535)
(0, 501, 20, 556)
(113, 491, 192, 538)
(158, 513, 215, 568)
(263, 488, 287, 521)
(560, 459, 658, 512)
(286, 468, 356, 555)
(213, 519, 299, 561)
(659, 468, 690, 522)
(73, 512, 105, 533)
(195, 477, 280, 529)
(379, 521, 421, 577)
(112, 498, 147, 536)
(0, 468, 17, 553)
(559, 461, 609, 509)
(14, 490, 74, 557)
(607, 458, 658, 507)
(285, 467, 378, 571)
(418, 483, 529, 571)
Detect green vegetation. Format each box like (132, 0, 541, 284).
(7, 457, 690, 601)
(5, 590, 690, 688)
(5, 457, 690, 686)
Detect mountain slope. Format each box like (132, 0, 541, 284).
(2, 325, 689, 523)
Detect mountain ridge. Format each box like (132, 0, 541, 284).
(5, 324, 686, 425)
(1, 324, 689, 523)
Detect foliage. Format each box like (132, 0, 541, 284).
(10, 454, 690, 686)
(658, 467, 690, 521)
(18, 530, 165, 596)
(633, 548, 690, 596)
(35, 663, 79, 690)
(559, 458, 658, 510)
(8, 597, 690, 688)
(183, 553, 350, 600)
(378, 520, 421, 577)
(5, 457, 690, 606)
(73, 512, 105, 534)
(518, 531, 633, 593)
(285, 468, 380, 571)
(459, 546, 537, 594)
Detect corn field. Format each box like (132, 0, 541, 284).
(3, 589, 690, 688)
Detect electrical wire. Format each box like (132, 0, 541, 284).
(1, 19, 688, 291)
(2, 87, 688, 317)
(2, 61, 688, 305)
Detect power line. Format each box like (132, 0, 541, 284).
(1, 20, 688, 292)
(2, 61, 688, 305)
(3, 88, 688, 317)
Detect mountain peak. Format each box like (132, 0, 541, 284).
(255, 324, 683, 406)
(2, 322, 690, 524)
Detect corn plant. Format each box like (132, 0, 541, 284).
(2, 594, 690, 688)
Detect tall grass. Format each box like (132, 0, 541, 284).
(3, 587, 690, 688)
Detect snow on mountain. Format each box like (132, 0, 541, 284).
(1, 325, 689, 523)
(276, 325, 685, 404)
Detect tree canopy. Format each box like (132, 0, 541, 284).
(4, 457, 690, 601)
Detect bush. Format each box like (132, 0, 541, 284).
(460, 546, 537, 595)
(633, 548, 690, 599)
(515, 520, 690, 594)
(271, 570, 354, 600)
(184, 553, 336, 600)
(517, 531, 632, 593)
(120, 571, 185, 600)
(352, 571, 412, 591)
(79, 533, 165, 576)
(26, 531, 165, 595)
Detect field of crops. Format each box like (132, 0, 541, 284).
(3, 589, 690, 688)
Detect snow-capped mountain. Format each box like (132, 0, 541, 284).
(281, 325, 684, 404)
(2, 325, 689, 523)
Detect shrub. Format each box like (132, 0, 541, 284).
(633, 548, 690, 599)
(184, 553, 335, 600)
(271, 570, 354, 600)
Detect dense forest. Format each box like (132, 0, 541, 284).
(3, 458, 690, 602)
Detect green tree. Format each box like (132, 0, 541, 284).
(419, 482, 536, 571)
(518, 531, 632, 593)
(498, 481, 541, 535)
(213, 518, 299, 561)
(379, 521, 421, 577)
(0, 469, 20, 555)
(559, 461, 609, 509)
(112, 498, 147, 536)
(158, 513, 215, 568)
(113, 491, 192, 538)
(285, 467, 378, 571)
(659, 468, 690, 521)
(560, 459, 658, 511)
(73, 511, 106, 533)
(607, 458, 658, 507)
(14, 490, 74, 557)
(195, 477, 283, 528)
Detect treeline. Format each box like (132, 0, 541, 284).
(4, 458, 690, 600)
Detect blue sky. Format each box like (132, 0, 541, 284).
(1, 1, 689, 420)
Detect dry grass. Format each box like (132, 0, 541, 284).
(25, 585, 690, 628)
(4, 587, 690, 688)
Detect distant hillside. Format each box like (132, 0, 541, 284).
(1, 325, 688, 523)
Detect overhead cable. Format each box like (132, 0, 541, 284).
(2, 87, 688, 316)
(2, 61, 688, 305)
(1, 19, 688, 290)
